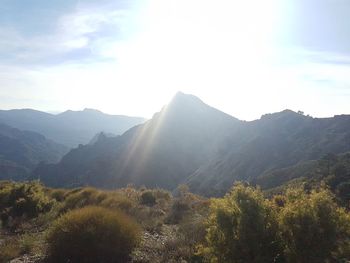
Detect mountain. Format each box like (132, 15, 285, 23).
(88, 132, 117, 145)
(31, 93, 350, 196)
(32, 92, 240, 188)
(0, 108, 145, 147)
(186, 111, 350, 195)
(0, 123, 68, 181)
(256, 152, 350, 205)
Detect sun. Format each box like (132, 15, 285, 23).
(104, 0, 283, 119)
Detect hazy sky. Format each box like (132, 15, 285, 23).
(1, 0, 350, 120)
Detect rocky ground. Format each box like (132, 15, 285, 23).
(2, 225, 187, 263)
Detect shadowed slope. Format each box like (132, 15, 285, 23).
(0, 123, 68, 181)
(187, 112, 350, 196)
(33, 92, 240, 189)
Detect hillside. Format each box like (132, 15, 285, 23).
(0, 123, 68, 180)
(187, 111, 350, 196)
(31, 93, 350, 196)
(256, 152, 350, 204)
(0, 108, 145, 147)
(32, 92, 240, 189)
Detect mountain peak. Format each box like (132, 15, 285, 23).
(164, 92, 209, 116)
(170, 92, 204, 105)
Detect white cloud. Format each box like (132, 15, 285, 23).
(0, 3, 133, 64)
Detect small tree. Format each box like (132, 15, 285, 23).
(203, 184, 283, 263)
(280, 187, 350, 263)
(0, 181, 54, 226)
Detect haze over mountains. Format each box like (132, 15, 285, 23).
(26, 92, 350, 196)
(0, 123, 67, 181)
(33, 92, 239, 189)
(187, 110, 350, 195)
(0, 109, 145, 147)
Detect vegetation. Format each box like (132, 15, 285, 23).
(201, 184, 283, 263)
(279, 188, 350, 263)
(200, 184, 350, 263)
(0, 181, 54, 227)
(0, 239, 22, 263)
(0, 180, 349, 262)
(46, 206, 141, 263)
(258, 152, 350, 206)
(140, 191, 157, 206)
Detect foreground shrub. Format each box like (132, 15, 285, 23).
(49, 188, 67, 202)
(0, 239, 21, 263)
(0, 181, 54, 226)
(200, 184, 350, 263)
(201, 184, 283, 263)
(140, 191, 157, 206)
(60, 187, 135, 214)
(280, 188, 350, 263)
(46, 206, 141, 263)
(166, 199, 190, 224)
(61, 187, 102, 211)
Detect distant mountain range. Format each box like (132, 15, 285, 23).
(30, 92, 350, 196)
(0, 108, 145, 147)
(0, 123, 67, 181)
(32, 92, 239, 188)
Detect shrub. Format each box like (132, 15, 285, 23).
(0, 239, 21, 263)
(140, 191, 156, 206)
(153, 189, 172, 201)
(100, 194, 134, 212)
(60, 188, 135, 214)
(46, 206, 141, 263)
(202, 184, 283, 263)
(0, 181, 54, 226)
(61, 188, 101, 211)
(166, 199, 190, 224)
(49, 189, 67, 202)
(280, 187, 350, 263)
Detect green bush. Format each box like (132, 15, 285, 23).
(99, 194, 134, 212)
(202, 184, 283, 263)
(166, 199, 190, 224)
(200, 184, 350, 263)
(0, 239, 21, 263)
(46, 206, 141, 263)
(140, 191, 156, 206)
(49, 188, 67, 202)
(60, 187, 135, 214)
(280, 188, 350, 263)
(0, 181, 54, 226)
(61, 187, 101, 211)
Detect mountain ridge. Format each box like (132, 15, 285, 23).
(0, 123, 68, 181)
(32, 92, 240, 189)
(26, 92, 350, 196)
(0, 108, 145, 147)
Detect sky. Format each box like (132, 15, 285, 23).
(1, 0, 350, 120)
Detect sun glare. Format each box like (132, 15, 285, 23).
(106, 0, 284, 119)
